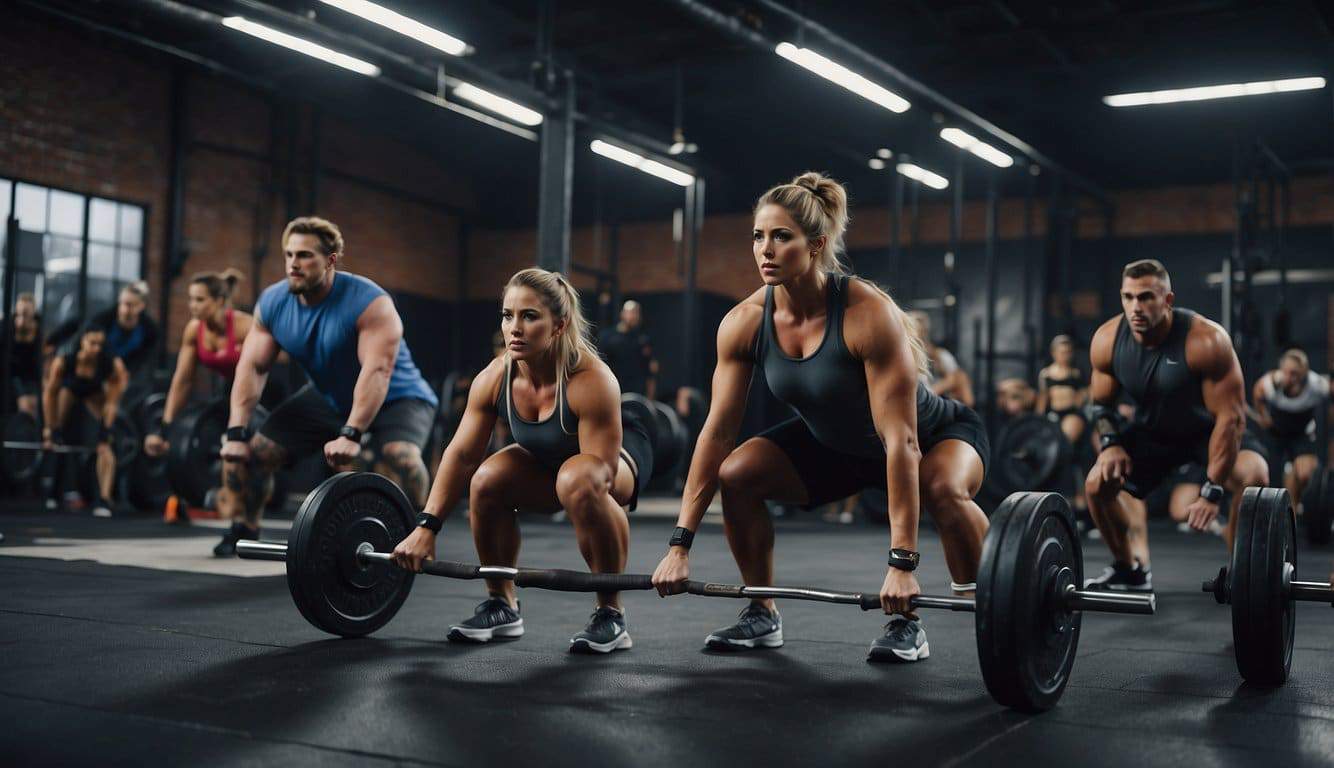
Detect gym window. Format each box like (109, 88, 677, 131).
(0, 177, 146, 329)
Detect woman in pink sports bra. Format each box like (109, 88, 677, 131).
(144, 269, 254, 459)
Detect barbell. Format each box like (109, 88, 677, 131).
(238, 472, 1154, 712)
(1201, 486, 1332, 686)
(1301, 466, 1332, 545)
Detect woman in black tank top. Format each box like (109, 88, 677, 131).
(42, 326, 130, 515)
(391, 268, 652, 653)
(651, 173, 991, 661)
(1036, 335, 1088, 444)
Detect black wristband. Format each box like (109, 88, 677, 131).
(1199, 479, 1225, 503)
(97, 423, 112, 443)
(338, 425, 364, 443)
(225, 426, 252, 443)
(416, 513, 443, 533)
(668, 526, 695, 550)
(888, 548, 920, 572)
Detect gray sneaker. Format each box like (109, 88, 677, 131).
(868, 617, 929, 663)
(448, 597, 524, 643)
(569, 606, 632, 654)
(704, 603, 783, 651)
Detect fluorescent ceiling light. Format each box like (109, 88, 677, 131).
(775, 42, 910, 113)
(876, 148, 893, 159)
(939, 127, 1014, 168)
(221, 16, 380, 76)
(1103, 76, 1325, 107)
(867, 158, 886, 170)
(317, 0, 468, 56)
(453, 83, 543, 126)
(590, 140, 694, 186)
(895, 162, 948, 190)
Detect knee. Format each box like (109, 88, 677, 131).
(469, 462, 508, 509)
(380, 442, 424, 475)
(718, 452, 761, 497)
(555, 456, 609, 513)
(922, 476, 973, 529)
(1085, 468, 1117, 502)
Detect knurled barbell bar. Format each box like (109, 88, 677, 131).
(237, 472, 1154, 713)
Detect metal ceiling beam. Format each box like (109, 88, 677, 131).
(126, 0, 697, 175)
(749, 0, 1111, 206)
(662, 0, 1108, 205)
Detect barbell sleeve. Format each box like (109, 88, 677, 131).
(236, 540, 288, 561)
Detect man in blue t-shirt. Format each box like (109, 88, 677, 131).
(215, 216, 438, 557)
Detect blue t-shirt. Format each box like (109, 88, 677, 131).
(106, 321, 145, 361)
(257, 272, 438, 415)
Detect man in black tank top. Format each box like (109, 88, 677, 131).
(41, 327, 130, 517)
(1084, 260, 1270, 591)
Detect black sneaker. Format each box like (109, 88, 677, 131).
(212, 522, 258, 557)
(704, 603, 783, 651)
(868, 617, 930, 663)
(91, 498, 114, 518)
(448, 597, 524, 643)
(569, 606, 632, 654)
(1084, 561, 1153, 592)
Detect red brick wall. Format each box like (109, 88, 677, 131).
(467, 174, 1334, 302)
(1, 14, 471, 352)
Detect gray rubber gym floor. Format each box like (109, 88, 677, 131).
(2, 505, 1332, 767)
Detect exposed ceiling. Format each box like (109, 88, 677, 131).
(16, 0, 1334, 227)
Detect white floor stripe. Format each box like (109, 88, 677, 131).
(0, 537, 286, 577)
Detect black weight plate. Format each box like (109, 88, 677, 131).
(1230, 487, 1295, 685)
(648, 401, 688, 481)
(130, 393, 171, 508)
(1302, 468, 1331, 546)
(111, 409, 141, 471)
(621, 393, 660, 463)
(286, 472, 416, 637)
(976, 491, 1082, 712)
(1, 411, 43, 485)
(166, 399, 268, 508)
(991, 416, 1073, 496)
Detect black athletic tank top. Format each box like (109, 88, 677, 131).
(755, 273, 953, 459)
(496, 358, 581, 471)
(1041, 369, 1085, 390)
(1111, 308, 1213, 444)
(61, 351, 113, 399)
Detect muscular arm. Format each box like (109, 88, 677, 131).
(850, 295, 922, 553)
(421, 361, 501, 521)
(163, 322, 199, 425)
(1250, 375, 1272, 429)
(102, 359, 129, 428)
(42, 357, 64, 428)
(229, 310, 279, 429)
(1035, 369, 1050, 414)
(571, 365, 625, 479)
(1192, 322, 1247, 485)
(672, 302, 761, 534)
(1087, 319, 1123, 443)
(948, 369, 975, 407)
(347, 296, 401, 431)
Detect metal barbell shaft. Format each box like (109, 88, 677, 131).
(237, 541, 1155, 615)
(2, 441, 95, 454)
(1290, 580, 1333, 603)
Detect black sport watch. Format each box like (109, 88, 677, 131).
(416, 513, 443, 533)
(888, 548, 920, 572)
(225, 426, 252, 443)
(338, 425, 364, 443)
(668, 526, 695, 550)
(1199, 479, 1225, 504)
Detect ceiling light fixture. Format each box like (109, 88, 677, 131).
(317, 0, 469, 56)
(590, 140, 694, 186)
(453, 83, 543, 126)
(1103, 77, 1326, 107)
(895, 162, 949, 190)
(774, 42, 910, 113)
(939, 127, 1014, 168)
(221, 16, 380, 76)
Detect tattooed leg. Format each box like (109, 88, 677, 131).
(380, 441, 430, 507)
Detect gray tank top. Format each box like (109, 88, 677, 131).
(1260, 370, 1329, 437)
(755, 273, 954, 459)
(496, 358, 580, 471)
(1111, 308, 1213, 445)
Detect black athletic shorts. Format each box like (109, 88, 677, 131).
(258, 383, 436, 467)
(1264, 428, 1320, 467)
(755, 405, 991, 507)
(619, 405, 654, 512)
(1121, 426, 1269, 499)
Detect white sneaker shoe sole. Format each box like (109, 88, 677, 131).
(869, 640, 930, 663)
(569, 630, 633, 654)
(704, 628, 784, 651)
(447, 618, 524, 643)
